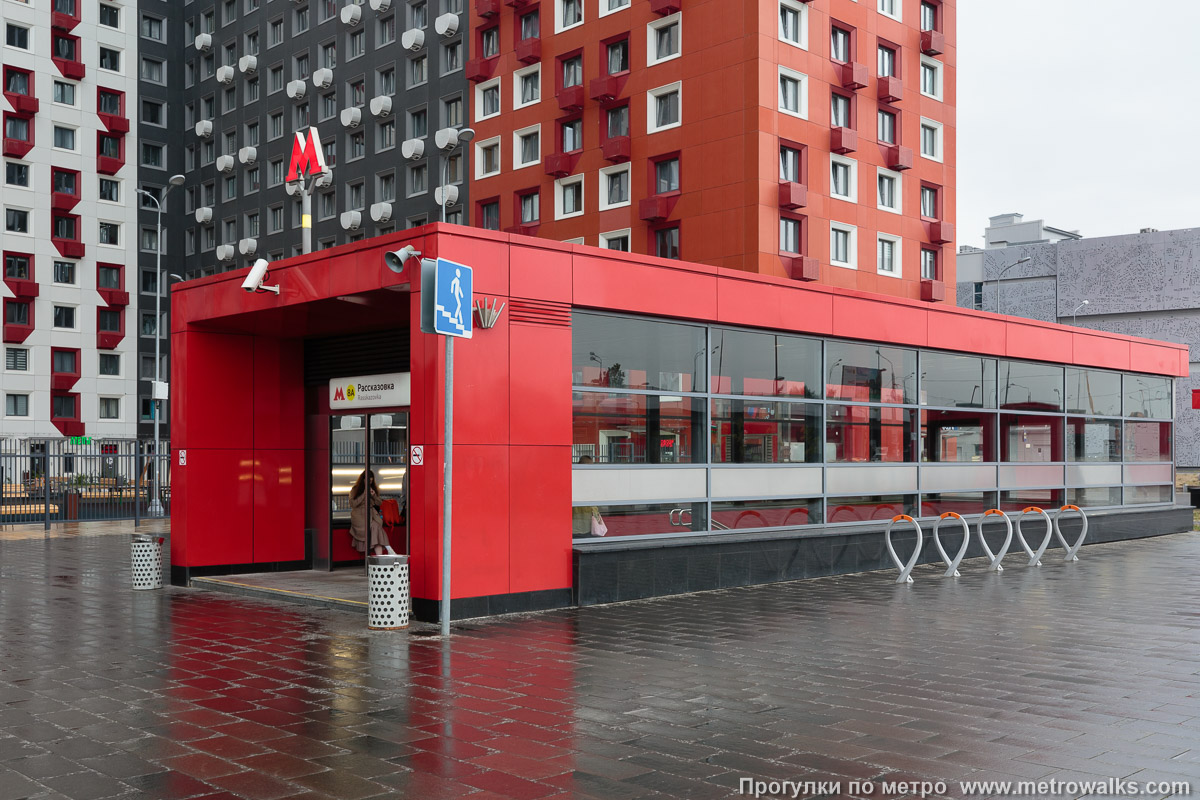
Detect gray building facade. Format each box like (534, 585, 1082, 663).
(957, 216, 1198, 467)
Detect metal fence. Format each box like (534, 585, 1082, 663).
(0, 438, 171, 528)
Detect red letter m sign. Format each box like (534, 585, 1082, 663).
(333, 386, 345, 402)
(286, 127, 326, 182)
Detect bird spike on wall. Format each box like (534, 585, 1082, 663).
(473, 297, 505, 329)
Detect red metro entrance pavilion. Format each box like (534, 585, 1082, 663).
(170, 225, 1190, 619)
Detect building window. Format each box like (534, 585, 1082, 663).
(921, 185, 939, 218)
(98, 308, 121, 332)
(443, 96, 463, 128)
(5, 209, 29, 233)
(443, 41, 462, 74)
(140, 228, 159, 252)
(607, 40, 629, 74)
(515, 125, 539, 169)
(972, 281, 983, 309)
(654, 156, 680, 194)
(99, 398, 120, 420)
(51, 216, 77, 241)
(477, 79, 501, 120)
(830, 155, 856, 202)
(350, 131, 366, 159)
(142, 100, 164, 126)
(647, 82, 681, 133)
(99, 353, 120, 376)
(53, 306, 76, 329)
(481, 27, 499, 58)
(99, 47, 122, 72)
(877, 168, 901, 213)
(655, 226, 680, 260)
(922, 249, 939, 280)
(141, 143, 164, 168)
(920, 56, 942, 100)
(830, 26, 850, 63)
(408, 164, 427, 196)
(479, 200, 500, 230)
(647, 14, 680, 65)
(5, 25, 30, 50)
(830, 224, 856, 268)
(295, 54, 310, 81)
(607, 104, 630, 138)
(519, 191, 540, 224)
(561, 54, 582, 89)
(555, 175, 584, 219)
(295, 6, 310, 32)
(3, 254, 28, 279)
(53, 126, 77, 151)
(780, 216, 801, 254)
(878, 45, 896, 77)
(778, 67, 807, 118)
(408, 107, 427, 138)
(54, 261, 75, 284)
(600, 229, 631, 251)
(561, 118, 582, 152)
(558, 0, 582, 32)
(476, 138, 500, 178)
(380, 16, 397, 46)
(514, 64, 540, 109)
(320, 41, 337, 70)
(349, 29, 365, 60)
(920, 1, 937, 31)
(5, 162, 28, 187)
(779, 0, 808, 49)
(6, 347, 29, 371)
(5, 394, 29, 417)
(920, 118, 943, 162)
(780, 146, 803, 184)
(599, 164, 630, 210)
(99, 222, 120, 245)
(53, 81, 76, 106)
(269, 66, 284, 94)
(878, 0, 901, 22)
(520, 9, 539, 39)
(378, 68, 396, 96)
(52, 395, 75, 419)
(5, 300, 29, 325)
(877, 234, 900, 276)
(831, 92, 850, 128)
(878, 109, 897, 145)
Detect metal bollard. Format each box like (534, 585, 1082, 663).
(884, 514, 923, 583)
(367, 547, 410, 630)
(131, 534, 164, 590)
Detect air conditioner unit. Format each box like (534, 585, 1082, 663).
(194, 119, 213, 138)
(312, 68, 333, 89)
(434, 12, 459, 36)
(313, 170, 334, 188)
(340, 211, 362, 231)
(238, 146, 257, 165)
(400, 137, 424, 160)
(286, 80, 308, 99)
(401, 28, 424, 51)
(340, 4, 362, 24)
(370, 202, 393, 222)
(434, 185, 459, 207)
(195, 207, 213, 224)
(216, 154, 235, 173)
(370, 0, 392, 10)
(193, 33, 212, 52)
(216, 244, 235, 261)
(216, 65, 235, 84)
(434, 127, 460, 151)
(238, 55, 258, 74)
(340, 107, 362, 128)
(369, 95, 392, 117)
(238, 238, 258, 256)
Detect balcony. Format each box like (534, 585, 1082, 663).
(602, 135, 631, 163)
(50, 373, 78, 392)
(3, 279, 38, 299)
(778, 182, 807, 210)
(543, 152, 575, 178)
(830, 127, 857, 154)
(589, 75, 623, 103)
(51, 191, 80, 212)
(783, 256, 819, 282)
(515, 38, 541, 64)
(3, 136, 33, 159)
(504, 0, 530, 8)
(921, 30, 945, 56)
(2, 321, 33, 344)
(638, 195, 674, 222)
(929, 221, 954, 244)
(51, 11, 79, 31)
(465, 57, 496, 82)
(885, 145, 913, 171)
(53, 237, 84, 259)
(98, 289, 129, 307)
(52, 57, 85, 81)
(505, 223, 540, 236)
(97, 154, 124, 175)
(3, 91, 38, 115)
(556, 85, 584, 111)
(52, 419, 84, 438)
(839, 62, 868, 91)
(920, 278, 945, 302)
(650, 0, 680, 14)
(478, 0, 500, 15)
(97, 331, 124, 350)
(97, 112, 129, 134)
(878, 76, 902, 104)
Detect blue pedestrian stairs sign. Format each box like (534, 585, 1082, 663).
(420, 257, 473, 339)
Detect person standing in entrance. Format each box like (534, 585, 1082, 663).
(349, 469, 390, 555)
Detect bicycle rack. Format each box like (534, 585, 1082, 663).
(1015, 506, 1053, 567)
(885, 514, 923, 583)
(1053, 504, 1088, 561)
(932, 512, 970, 577)
(976, 509, 1013, 572)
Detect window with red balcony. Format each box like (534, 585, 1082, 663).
(830, 23, 853, 63)
(51, 168, 81, 213)
(830, 90, 854, 129)
(97, 132, 125, 174)
(601, 103, 630, 162)
(479, 25, 499, 58)
(591, 35, 628, 102)
(52, 33, 85, 80)
(921, 248, 938, 280)
(920, 0, 940, 32)
(653, 225, 680, 260)
(477, 198, 500, 231)
(508, 188, 539, 234)
(557, 51, 584, 110)
(3, 67, 37, 114)
(97, 88, 129, 133)
(3, 298, 33, 344)
(51, 393, 78, 420)
(560, 116, 582, 153)
(779, 213, 806, 256)
(3, 253, 29, 281)
(514, 9, 541, 62)
(519, 8, 539, 40)
(97, 306, 124, 349)
(52, 0, 80, 28)
(779, 140, 808, 209)
(640, 152, 680, 222)
(3, 112, 33, 158)
(52, 214, 84, 258)
(920, 182, 941, 220)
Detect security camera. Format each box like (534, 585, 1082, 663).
(384, 245, 421, 273)
(242, 258, 280, 294)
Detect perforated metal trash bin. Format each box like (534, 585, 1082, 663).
(367, 548, 410, 630)
(131, 534, 164, 591)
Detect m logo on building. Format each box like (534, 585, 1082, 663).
(286, 127, 326, 182)
(333, 386, 346, 402)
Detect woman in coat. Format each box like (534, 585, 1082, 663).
(349, 469, 390, 555)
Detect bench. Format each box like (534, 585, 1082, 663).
(2, 504, 60, 515)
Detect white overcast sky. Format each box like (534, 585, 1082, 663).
(957, 1, 1200, 245)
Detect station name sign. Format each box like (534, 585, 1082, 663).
(329, 372, 411, 410)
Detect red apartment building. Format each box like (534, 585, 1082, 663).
(464, 0, 955, 301)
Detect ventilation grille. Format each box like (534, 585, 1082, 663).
(508, 299, 571, 327)
(303, 330, 409, 386)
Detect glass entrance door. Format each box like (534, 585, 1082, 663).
(330, 411, 409, 558)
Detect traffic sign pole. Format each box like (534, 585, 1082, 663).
(441, 336, 453, 637)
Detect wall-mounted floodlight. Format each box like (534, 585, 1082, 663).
(385, 245, 422, 273)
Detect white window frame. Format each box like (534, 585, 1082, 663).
(919, 55, 942, 101)
(646, 13, 681, 66)
(513, 63, 541, 110)
(876, 167, 901, 214)
(513, 123, 540, 170)
(52, 303, 79, 330)
(98, 396, 122, 421)
(5, 206, 31, 236)
(830, 222, 857, 270)
(52, 80, 79, 108)
(598, 163, 631, 211)
(920, 117, 943, 162)
(878, 0, 901, 22)
(778, 0, 808, 50)
(877, 232, 901, 277)
(556, 0, 583, 34)
(475, 136, 501, 179)
(599, 0, 629, 18)
(5, 346, 31, 373)
(474, 77, 501, 122)
(600, 228, 631, 251)
(554, 174, 584, 220)
(52, 125, 79, 153)
(829, 154, 857, 203)
(646, 81, 682, 134)
(777, 66, 808, 119)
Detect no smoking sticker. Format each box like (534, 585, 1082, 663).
(410, 446, 423, 466)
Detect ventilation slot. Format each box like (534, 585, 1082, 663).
(508, 299, 571, 327)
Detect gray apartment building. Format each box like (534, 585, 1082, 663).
(957, 213, 1199, 468)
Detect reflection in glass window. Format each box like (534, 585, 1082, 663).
(710, 329, 820, 397)
(1066, 418, 1120, 462)
(571, 501, 707, 538)
(828, 494, 916, 523)
(572, 312, 705, 392)
(921, 409, 994, 462)
(711, 400, 820, 463)
(998, 360, 1063, 411)
(826, 405, 916, 462)
(1123, 375, 1171, 419)
(826, 342, 916, 404)
(1124, 485, 1172, 505)
(1067, 486, 1121, 508)
(1000, 489, 1062, 513)
(572, 392, 704, 464)
(1065, 368, 1121, 417)
(920, 491, 996, 518)
(711, 498, 821, 530)
(1124, 421, 1171, 462)
(921, 352, 995, 408)
(999, 414, 1062, 462)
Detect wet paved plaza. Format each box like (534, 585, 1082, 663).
(0, 522, 1198, 799)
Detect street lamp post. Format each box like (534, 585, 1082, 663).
(1072, 299, 1089, 325)
(437, 128, 475, 223)
(994, 256, 1031, 315)
(136, 174, 186, 518)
